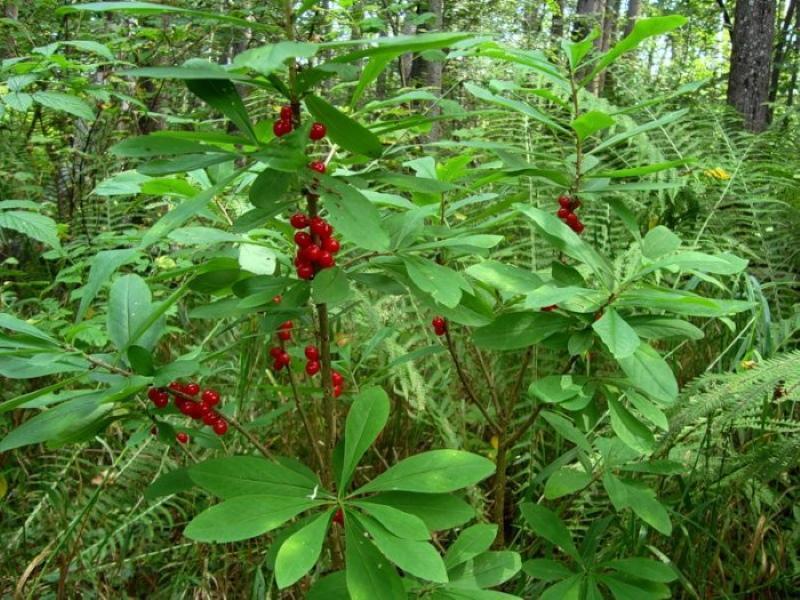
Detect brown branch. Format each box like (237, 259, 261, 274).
(283, 343, 326, 474)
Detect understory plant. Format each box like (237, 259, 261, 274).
(1, 3, 776, 599)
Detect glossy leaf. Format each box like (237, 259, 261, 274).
(275, 510, 332, 588)
(520, 503, 579, 560)
(189, 456, 320, 498)
(305, 94, 382, 158)
(593, 309, 640, 359)
(341, 387, 390, 489)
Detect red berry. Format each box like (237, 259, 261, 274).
(432, 316, 446, 329)
(168, 381, 183, 393)
(317, 251, 334, 268)
(273, 119, 292, 137)
(434, 326, 447, 337)
(573, 221, 585, 234)
(280, 105, 293, 121)
(311, 219, 332, 238)
(331, 371, 344, 386)
(290, 213, 309, 229)
(148, 388, 162, 402)
(309, 216, 325, 234)
(309, 122, 327, 141)
(565, 213, 579, 227)
(558, 195, 572, 209)
(184, 382, 200, 396)
(273, 294, 282, 304)
(270, 347, 284, 359)
(176, 432, 189, 444)
(279, 350, 291, 366)
(557, 207, 571, 219)
(333, 508, 344, 526)
(294, 231, 313, 247)
(320, 222, 333, 237)
(297, 264, 315, 280)
(542, 304, 558, 312)
(188, 402, 204, 420)
(306, 360, 321, 376)
(280, 320, 293, 331)
(278, 330, 292, 341)
(308, 161, 326, 174)
(213, 419, 228, 436)
(333, 384, 343, 398)
(177, 400, 193, 416)
(202, 409, 220, 426)
(302, 244, 322, 262)
(201, 389, 220, 406)
(305, 346, 320, 361)
(322, 237, 340, 253)
(153, 392, 169, 409)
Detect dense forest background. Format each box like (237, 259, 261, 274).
(1, 0, 799, 598)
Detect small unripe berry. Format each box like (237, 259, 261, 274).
(290, 213, 309, 229)
(297, 264, 315, 280)
(322, 237, 340, 253)
(184, 382, 200, 396)
(280, 105, 293, 121)
(213, 419, 228, 436)
(309, 122, 327, 141)
(305, 346, 320, 361)
(305, 360, 321, 376)
(201, 389, 220, 407)
(176, 432, 189, 444)
(308, 161, 326, 174)
(317, 251, 334, 268)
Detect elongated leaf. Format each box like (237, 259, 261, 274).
(444, 524, 498, 569)
(57, 1, 256, 29)
(541, 411, 591, 452)
(0, 313, 57, 344)
(234, 41, 318, 75)
(33, 91, 94, 120)
(249, 168, 292, 209)
(603, 473, 672, 535)
(351, 501, 430, 540)
(184, 495, 321, 542)
(523, 558, 576, 581)
(0, 210, 61, 249)
(627, 317, 704, 341)
(356, 450, 495, 495)
(357, 513, 448, 583)
(473, 312, 568, 351)
(403, 256, 467, 308)
(186, 78, 257, 142)
(341, 387, 390, 490)
(449, 551, 521, 589)
(311, 267, 351, 306)
(345, 514, 406, 600)
(189, 456, 320, 499)
(593, 309, 640, 359)
(275, 510, 332, 588)
(617, 343, 678, 404)
(592, 110, 689, 154)
(606, 558, 677, 582)
(544, 468, 592, 499)
(145, 468, 194, 500)
(318, 177, 389, 251)
(571, 110, 614, 140)
(520, 503, 579, 560)
(305, 94, 382, 158)
(362, 492, 474, 531)
(608, 397, 656, 454)
(465, 83, 565, 132)
(77, 248, 139, 323)
(465, 261, 543, 294)
(107, 274, 164, 351)
(111, 136, 220, 158)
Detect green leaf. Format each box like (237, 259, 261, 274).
(127, 345, 154, 375)
(541, 575, 583, 600)
(571, 110, 615, 141)
(617, 343, 678, 404)
(57, 1, 256, 28)
(357, 513, 448, 582)
(110, 135, 221, 158)
(605, 558, 677, 583)
(107, 274, 164, 352)
(189, 456, 320, 498)
(186, 78, 257, 143)
(249, 169, 293, 209)
(305, 94, 382, 158)
(234, 41, 319, 76)
(0, 313, 57, 344)
(646, 251, 748, 275)
(355, 450, 495, 495)
(517, 206, 614, 289)
(144, 468, 194, 500)
(465, 261, 543, 294)
(592, 110, 688, 154)
(184, 495, 321, 543)
(0, 353, 89, 379)
(603, 473, 672, 535)
(592, 309, 640, 360)
(403, 256, 468, 309)
(627, 316, 704, 341)
(0, 393, 111, 452)
(599, 574, 671, 600)
(593, 159, 690, 178)
(584, 16, 688, 83)
(76, 249, 140, 322)
(522, 558, 575, 582)
(608, 397, 655, 454)
(308, 571, 349, 600)
(0, 210, 61, 249)
(311, 267, 352, 306)
(544, 468, 592, 499)
(465, 83, 565, 132)
(473, 312, 569, 351)
(345, 514, 406, 600)
(341, 387, 390, 490)
(361, 492, 474, 531)
(540, 411, 591, 452)
(318, 178, 390, 251)
(32, 91, 94, 120)
(238, 244, 276, 276)
(520, 503, 579, 560)
(449, 551, 521, 589)
(444, 524, 498, 569)
(350, 53, 394, 107)
(275, 510, 332, 588)
(137, 153, 234, 176)
(626, 391, 668, 431)
(351, 501, 430, 540)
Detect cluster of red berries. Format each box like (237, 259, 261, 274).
(303, 345, 346, 397)
(147, 382, 228, 443)
(269, 321, 294, 370)
(431, 316, 448, 336)
(556, 195, 585, 234)
(273, 105, 328, 143)
(290, 213, 340, 280)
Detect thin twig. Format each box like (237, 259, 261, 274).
(444, 329, 500, 434)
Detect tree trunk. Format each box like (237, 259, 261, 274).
(767, 0, 798, 121)
(425, 0, 444, 142)
(623, 0, 640, 38)
(573, 0, 599, 42)
(551, 0, 565, 41)
(597, 0, 621, 95)
(787, 4, 800, 108)
(727, 0, 777, 132)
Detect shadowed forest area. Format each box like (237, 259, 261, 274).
(1, 0, 799, 598)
